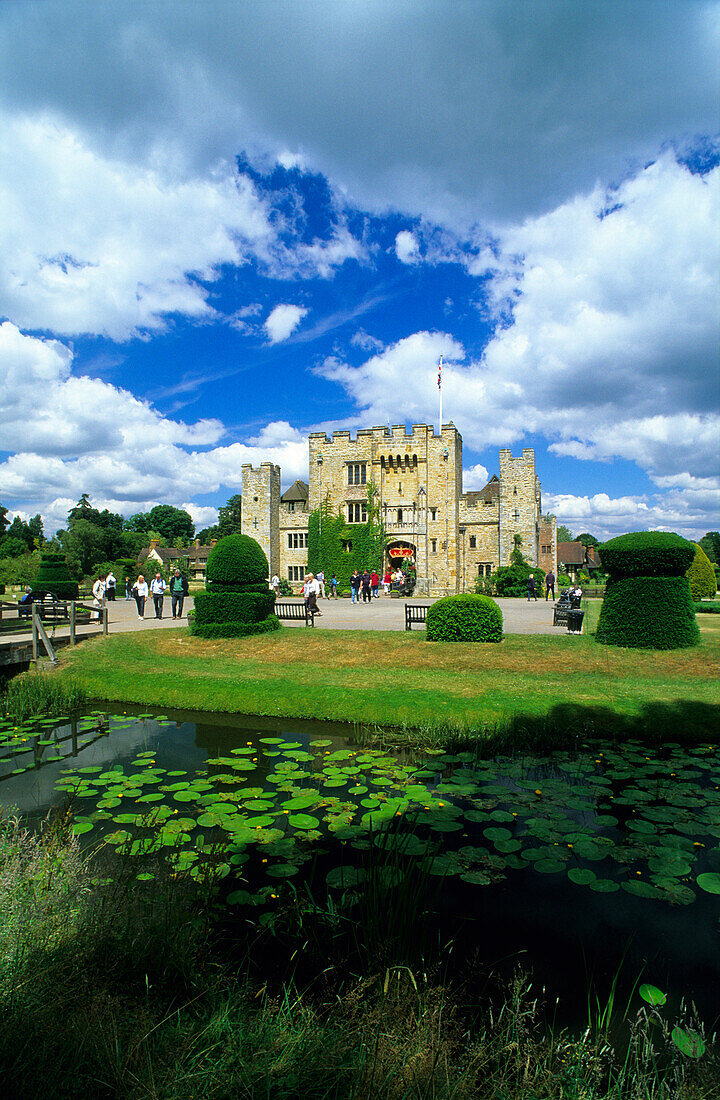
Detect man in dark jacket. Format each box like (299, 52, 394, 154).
(169, 569, 189, 619)
(361, 570, 372, 603)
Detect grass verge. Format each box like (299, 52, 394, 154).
(54, 618, 720, 740)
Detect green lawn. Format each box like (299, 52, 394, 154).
(56, 615, 720, 739)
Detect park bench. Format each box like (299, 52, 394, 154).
(553, 591, 585, 634)
(275, 601, 315, 627)
(405, 604, 431, 631)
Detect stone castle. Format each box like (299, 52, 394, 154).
(241, 422, 557, 596)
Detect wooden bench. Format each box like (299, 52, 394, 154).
(405, 604, 431, 631)
(553, 599, 584, 633)
(275, 601, 315, 627)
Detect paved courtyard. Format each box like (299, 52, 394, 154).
(105, 593, 569, 636)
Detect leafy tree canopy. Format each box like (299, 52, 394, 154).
(576, 532, 600, 547)
(146, 505, 194, 542)
(556, 525, 574, 542)
(197, 526, 220, 543)
(218, 494, 242, 537)
(699, 531, 720, 564)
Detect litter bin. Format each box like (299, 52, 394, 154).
(567, 609, 585, 634)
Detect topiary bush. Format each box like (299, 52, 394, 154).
(191, 534, 279, 639)
(596, 532, 698, 649)
(426, 593, 503, 643)
(686, 542, 717, 600)
(34, 552, 78, 600)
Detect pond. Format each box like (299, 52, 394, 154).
(1, 705, 719, 1024)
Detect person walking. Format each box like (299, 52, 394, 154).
(545, 570, 556, 601)
(330, 574, 338, 598)
(383, 569, 391, 594)
(370, 570, 380, 598)
(361, 570, 372, 603)
(350, 569, 361, 604)
(303, 573, 321, 616)
(104, 569, 116, 602)
(317, 570, 326, 599)
(169, 568, 189, 619)
(92, 574, 106, 622)
(150, 572, 166, 619)
(132, 575, 148, 619)
(125, 576, 132, 600)
(527, 575, 538, 601)
(271, 573, 280, 597)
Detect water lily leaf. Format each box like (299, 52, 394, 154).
(483, 827, 512, 842)
(71, 821, 93, 835)
(589, 879, 620, 893)
(568, 868, 596, 885)
(266, 862, 299, 877)
(696, 872, 720, 894)
(460, 871, 491, 885)
(671, 1027, 706, 1059)
(622, 879, 659, 899)
(535, 859, 565, 874)
(288, 813, 320, 830)
(310, 739, 333, 747)
(326, 866, 366, 888)
(226, 889, 254, 905)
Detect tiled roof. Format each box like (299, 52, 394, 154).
(281, 480, 309, 502)
(557, 541, 586, 566)
(464, 475, 499, 505)
(138, 545, 212, 563)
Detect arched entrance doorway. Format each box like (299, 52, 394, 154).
(387, 541, 416, 594)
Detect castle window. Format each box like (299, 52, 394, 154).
(287, 502, 295, 512)
(348, 462, 367, 485)
(288, 566, 306, 582)
(513, 487, 517, 496)
(478, 563, 492, 577)
(431, 539, 437, 553)
(430, 508, 437, 521)
(469, 535, 476, 549)
(348, 502, 367, 523)
(513, 509, 520, 522)
(397, 508, 403, 524)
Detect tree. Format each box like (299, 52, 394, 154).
(28, 514, 45, 546)
(576, 532, 600, 548)
(218, 494, 243, 537)
(0, 503, 8, 537)
(556, 525, 574, 542)
(699, 532, 720, 564)
(146, 505, 195, 542)
(197, 525, 219, 543)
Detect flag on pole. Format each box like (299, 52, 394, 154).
(437, 354, 443, 389)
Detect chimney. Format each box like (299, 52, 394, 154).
(210, 539, 217, 547)
(150, 538, 160, 549)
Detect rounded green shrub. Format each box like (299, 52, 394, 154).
(34, 552, 78, 600)
(686, 542, 717, 600)
(426, 594, 503, 643)
(205, 534, 269, 588)
(599, 531, 695, 578)
(190, 534, 277, 639)
(596, 532, 698, 650)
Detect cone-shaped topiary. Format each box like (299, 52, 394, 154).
(686, 542, 717, 600)
(426, 593, 503, 643)
(34, 552, 78, 600)
(596, 531, 698, 649)
(191, 534, 279, 638)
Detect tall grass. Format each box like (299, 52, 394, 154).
(0, 816, 716, 1099)
(2, 669, 87, 721)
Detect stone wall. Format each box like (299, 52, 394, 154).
(498, 449, 540, 567)
(241, 464, 280, 577)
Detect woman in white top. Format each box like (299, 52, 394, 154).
(132, 575, 149, 619)
(92, 575, 106, 622)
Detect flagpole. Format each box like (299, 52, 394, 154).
(438, 354, 443, 434)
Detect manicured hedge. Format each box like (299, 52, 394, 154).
(686, 542, 717, 600)
(34, 552, 78, 600)
(426, 594, 503, 643)
(599, 532, 695, 578)
(695, 602, 720, 614)
(193, 590, 276, 624)
(191, 615, 280, 639)
(206, 535, 269, 588)
(190, 534, 276, 639)
(596, 576, 699, 649)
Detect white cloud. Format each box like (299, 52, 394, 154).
(544, 489, 718, 543)
(351, 329, 384, 353)
(264, 304, 309, 344)
(395, 231, 420, 264)
(182, 503, 218, 529)
(463, 464, 490, 490)
(0, 324, 311, 532)
(0, 1, 715, 228)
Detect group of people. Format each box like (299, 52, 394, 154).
(297, 566, 406, 611)
(525, 569, 583, 604)
(92, 569, 189, 621)
(349, 569, 381, 603)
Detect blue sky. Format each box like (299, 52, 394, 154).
(0, 0, 718, 539)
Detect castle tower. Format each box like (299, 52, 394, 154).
(241, 463, 280, 577)
(498, 448, 539, 567)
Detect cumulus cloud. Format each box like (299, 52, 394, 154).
(264, 304, 308, 344)
(0, 1, 716, 228)
(543, 489, 717, 543)
(182, 503, 219, 529)
(0, 324, 309, 531)
(395, 231, 420, 264)
(351, 329, 384, 353)
(463, 464, 490, 490)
